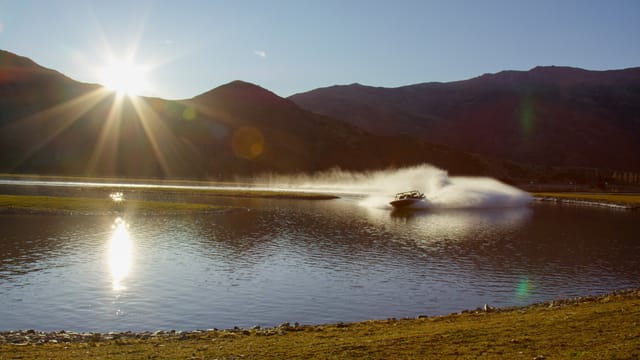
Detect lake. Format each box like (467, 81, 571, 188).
(1, 189, 639, 332)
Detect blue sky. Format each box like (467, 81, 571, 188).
(1, 0, 639, 99)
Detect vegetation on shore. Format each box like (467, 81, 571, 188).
(0, 194, 229, 215)
(131, 187, 339, 200)
(0, 173, 339, 200)
(0, 172, 277, 189)
(532, 192, 640, 207)
(1, 289, 638, 359)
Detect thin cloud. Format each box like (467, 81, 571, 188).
(0, 21, 4, 33)
(254, 50, 267, 58)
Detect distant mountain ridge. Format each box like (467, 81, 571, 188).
(0, 50, 511, 180)
(290, 66, 640, 171)
(1, 48, 638, 184)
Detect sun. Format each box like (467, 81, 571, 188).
(98, 59, 148, 96)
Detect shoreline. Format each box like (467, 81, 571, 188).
(1, 288, 638, 358)
(532, 192, 640, 210)
(0, 206, 245, 216)
(0, 189, 336, 216)
(0, 194, 239, 216)
(0, 178, 340, 201)
(532, 196, 637, 210)
(1, 288, 637, 343)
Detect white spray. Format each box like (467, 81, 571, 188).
(257, 164, 532, 209)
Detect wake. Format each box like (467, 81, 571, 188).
(256, 164, 532, 209)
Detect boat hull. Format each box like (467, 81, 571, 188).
(389, 198, 424, 208)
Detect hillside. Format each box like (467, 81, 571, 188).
(0, 50, 510, 180)
(290, 66, 640, 171)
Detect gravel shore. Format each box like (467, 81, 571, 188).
(3, 288, 638, 346)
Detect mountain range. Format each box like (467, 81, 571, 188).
(290, 66, 640, 172)
(1, 49, 639, 184)
(0, 50, 501, 180)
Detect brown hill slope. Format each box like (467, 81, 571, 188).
(0, 50, 510, 179)
(290, 66, 640, 171)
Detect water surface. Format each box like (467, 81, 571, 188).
(1, 196, 638, 331)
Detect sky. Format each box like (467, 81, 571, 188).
(1, 0, 639, 99)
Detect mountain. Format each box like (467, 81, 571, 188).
(290, 66, 640, 171)
(0, 50, 100, 121)
(0, 50, 512, 180)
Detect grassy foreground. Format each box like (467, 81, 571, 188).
(1, 290, 639, 359)
(0, 194, 228, 215)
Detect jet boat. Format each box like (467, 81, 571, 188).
(389, 190, 426, 209)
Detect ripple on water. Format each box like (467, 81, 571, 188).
(0, 201, 639, 331)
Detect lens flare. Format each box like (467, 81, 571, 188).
(231, 126, 265, 160)
(182, 106, 197, 121)
(515, 277, 534, 300)
(520, 94, 536, 135)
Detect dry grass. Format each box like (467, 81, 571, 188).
(1, 290, 639, 359)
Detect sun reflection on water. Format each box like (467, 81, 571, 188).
(108, 217, 133, 291)
(109, 192, 124, 202)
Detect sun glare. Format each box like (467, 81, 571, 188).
(98, 59, 148, 96)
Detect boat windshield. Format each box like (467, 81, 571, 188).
(394, 190, 424, 200)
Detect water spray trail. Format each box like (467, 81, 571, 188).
(258, 164, 532, 209)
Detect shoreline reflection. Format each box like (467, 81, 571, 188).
(108, 217, 133, 291)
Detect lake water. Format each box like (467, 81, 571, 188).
(1, 192, 639, 332)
